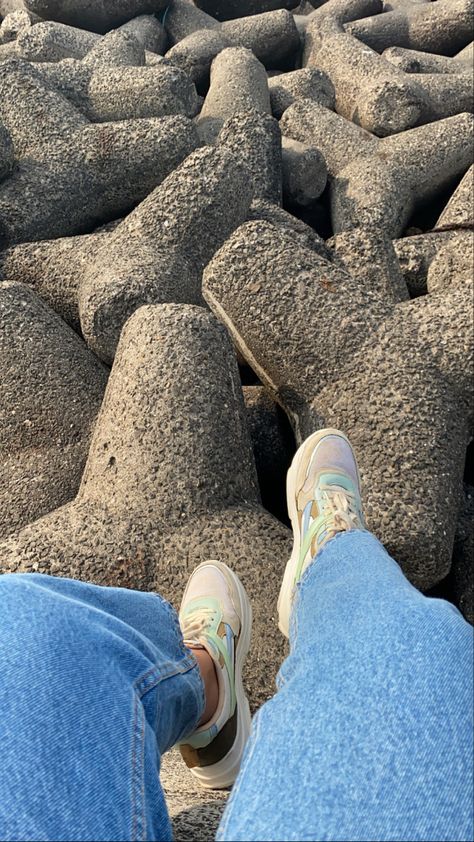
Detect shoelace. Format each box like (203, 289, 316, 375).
(181, 606, 217, 648)
(319, 483, 360, 533)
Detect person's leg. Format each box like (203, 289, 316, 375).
(218, 431, 474, 842)
(0, 573, 204, 842)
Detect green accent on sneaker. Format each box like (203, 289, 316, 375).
(293, 471, 361, 587)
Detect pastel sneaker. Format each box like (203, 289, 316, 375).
(278, 428, 365, 638)
(178, 561, 252, 790)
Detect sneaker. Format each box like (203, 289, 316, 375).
(278, 428, 365, 638)
(178, 560, 252, 790)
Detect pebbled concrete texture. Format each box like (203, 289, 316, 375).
(330, 113, 473, 236)
(0, 231, 108, 330)
(281, 135, 327, 206)
(346, 0, 473, 56)
(427, 232, 474, 294)
(161, 750, 227, 841)
(304, 15, 425, 136)
(0, 60, 200, 244)
(195, 0, 299, 21)
(78, 145, 254, 363)
(268, 67, 335, 118)
(393, 230, 473, 298)
(0, 8, 40, 43)
(196, 46, 270, 144)
(218, 110, 282, 204)
(436, 164, 474, 228)
(382, 45, 474, 75)
(0, 281, 108, 540)
(23, 0, 169, 34)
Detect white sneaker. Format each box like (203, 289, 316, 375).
(178, 561, 252, 790)
(278, 428, 365, 638)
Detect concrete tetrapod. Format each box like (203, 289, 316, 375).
(0, 9, 40, 43)
(0, 39, 17, 58)
(202, 220, 474, 589)
(247, 198, 333, 259)
(436, 165, 474, 228)
(382, 46, 474, 75)
(280, 99, 379, 176)
(393, 230, 473, 297)
(79, 145, 254, 364)
(220, 10, 300, 69)
(15, 19, 99, 60)
(346, 0, 474, 56)
(165, 9, 300, 94)
(328, 228, 409, 303)
(455, 41, 474, 65)
(0, 0, 27, 14)
(0, 60, 199, 243)
(165, 29, 232, 91)
(0, 281, 108, 541)
(0, 303, 292, 707)
(330, 112, 474, 236)
(304, 16, 425, 136)
(268, 68, 335, 118)
(163, 0, 219, 45)
(382, 0, 430, 9)
(23, 0, 169, 34)
(305, 0, 383, 24)
(196, 47, 271, 144)
(414, 74, 474, 123)
(34, 56, 200, 123)
(0, 231, 108, 330)
(81, 28, 144, 66)
(425, 168, 474, 294)
(217, 111, 282, 205)
(281, 136, 327, 206)
(195, 0, 299, 20)
(0, 201, 327, 337)
(165, 10, 299, 91)
(117, 14, 167, 55)
(427, 237, 474, 294)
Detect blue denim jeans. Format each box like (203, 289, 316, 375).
(1, 532, 472, 842)
(219, 532, 474, 841)
(0, 575, 204, 842)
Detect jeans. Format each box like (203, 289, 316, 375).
(0, 532, 472, 842)
(0, 575, 204, 842)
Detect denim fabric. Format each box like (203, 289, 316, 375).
(218, 531, 474, 842)
(0, 574, 204, 842)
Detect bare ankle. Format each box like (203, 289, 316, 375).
(188, 646, 219, 726)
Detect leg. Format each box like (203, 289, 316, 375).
(0, 573, 204, 842)
(218, 430, 474, 842)
(219, 533, 473, 842)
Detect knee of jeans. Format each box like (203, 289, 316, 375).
(0, 574, 91, 671)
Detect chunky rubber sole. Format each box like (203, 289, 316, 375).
(277, 428, 360, 638)
(187, 562, 253, 790)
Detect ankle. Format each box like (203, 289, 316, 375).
(189, 645, 219, 726)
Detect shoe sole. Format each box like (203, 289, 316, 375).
(277, 428, 360, 639)
(188, 561, 253, 790)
